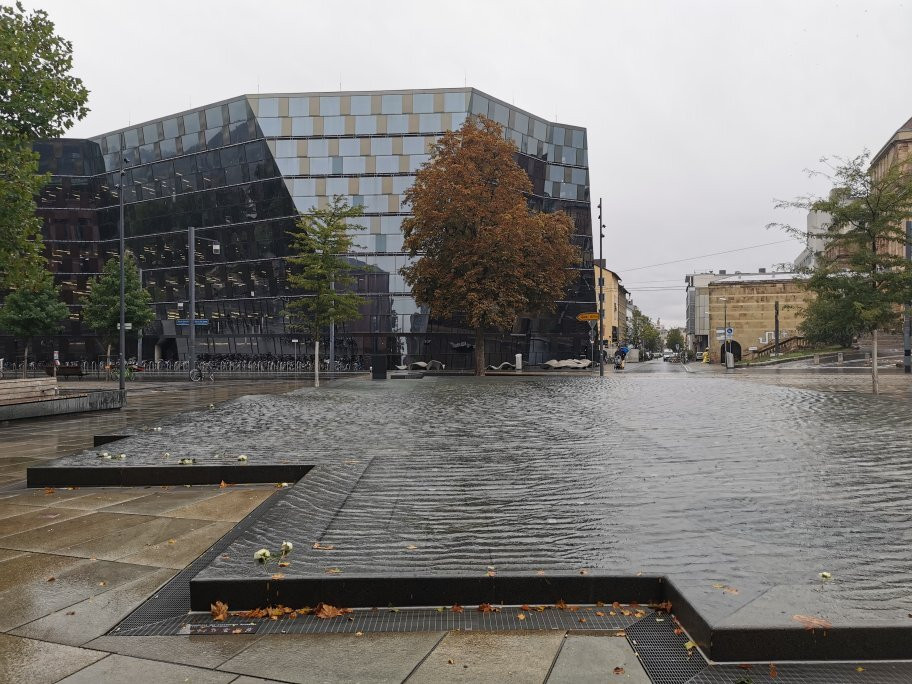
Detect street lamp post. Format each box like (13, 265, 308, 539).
(719, 297, 728, 364)
(118, 157, 127, 393)
(597, 198, 605, 377)
(187, 226, 219, 378)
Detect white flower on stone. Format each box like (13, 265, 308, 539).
(280, 541, 293, 554)
(179, 458, 194, 465)
(163, 452, 171, 458)
(819, 571, 832, 580)
(208, 403, 215, 409)
(237, 455, 248, 462)
(277, 482, 289, 488)
(116, 453, 127, 460)
(153, 426, 162, 432)
(254, 548, 271, 562)
(102, 453, 112, 459)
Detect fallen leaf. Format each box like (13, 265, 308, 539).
(855, 666, 865, 672)
(792, 614, 832, 631)
(167, 539, 176, 544)
(613, 666, 625, 675)
(578, 617, 587, 623)
(406, 544, 418, 550)
(314, 602, 352, 619)
(238, 608, 267, 618)
(674, 627, 684, 635)
(486, 569, 496, 577)
(270, 573, 285, 580)
(278, 561, 290, 567)
(517, 613, 527, 620)
(447, 659, 455, 665)
(44, 487, 54, 495)
(98, 581, 106, 587)
(219, 480, 231, 488)
(655, 600, 672, 613)
(355, 631, 363, 636)
(612, 601, 621, 610)
(683, 640, 697, 651)
(312, 542, 335, 551)
(520, 604, 532, 611)
(554, 599, 568, 610)
(211, 601, 229, 621)
(770, 662, 779, 678)
(65, 611, 75, 616)
(615, 631, 626, 637)
(579, 569, 588, 575)
(536, 570, 545, 576)
(630, 601, 640, 608)
(595, 611, 605, 617)
(47, 576, 55, 582)
(296, 607, 313, 616)
(477, 603, 500, 613)
(325, 567, 342, 574)
(435, 606, 445, 613)
(451, 604, 464, 613)
(737, 663, 753, 670)
(596, 600, 606, 607)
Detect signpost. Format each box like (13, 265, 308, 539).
(577, 313, 599, 368)
(576, 312, 599, 322)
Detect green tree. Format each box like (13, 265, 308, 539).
(797, 275, 858, 348)
(401, 116, 580, 375)
(666, 328, 685, 352)
(0, 266, 69, 377)
(81, 252, 154, 365)
(628, 306, 660, 353)
(773, 152, 912, 394)
(284, 196, 363, 385)
(0, 2, 89, 286)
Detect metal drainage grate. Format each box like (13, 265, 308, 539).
(687, 661, 912, 684)
(627, 613, 708, 684)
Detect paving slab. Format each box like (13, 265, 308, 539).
(99, 488, 228, 515)
(164, 488, 276, 522)
(408, 630, 565, 684)
(0, 551, 86, 593)
(57, 653, 237, 683)
(0, 506, 88, 538)
(55, 515, 215, 561)
(0, 511, 156, 552)
(547, 635, 650, 683)
(218, 632, 445, 683)
(85, 634, 262, 669)
(44, 489, 151, 510)
(119, 520, 234, 569)
(12, 567, 176, 645)
(0, 633, 106, 684)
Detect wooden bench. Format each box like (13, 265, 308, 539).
(44, 366, 86, 378)
(0, 377, 59, 407)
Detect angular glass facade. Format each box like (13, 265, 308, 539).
(11, 89, 595, 368)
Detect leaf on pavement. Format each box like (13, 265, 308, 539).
(477, 603, 500, 613)
(554, 599, 568, 610)
(312, 542, 335, 550)
(792, 614, 832, 631)
(314, 602, 352, 619)
(451, 604, 464, 613)
(770, 662, 779, 678)
(517, 613, 526, 620)
(683, 640, 697, 651)
(613, 666, 625, 675)
(211, 601, 229, 621)
(325, 567, 342, 574)
(270, 573, 285, 580)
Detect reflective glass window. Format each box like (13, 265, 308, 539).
(124, 128, 140, 148)
(205, 127, 224, 147)
(359, 176, 381, 195)
(391, 175, 414, 194)
(310, 157, 331, 174)
(362, 195, 385, 212)
(544, 180, 553, 197)
(323, 116, 344, 135)
(226, 164, 245, 185)
(381, 94, 402, 114)
(490, 102, 508, 125)
(183, 112, 201, 135)
(552, 126, 565, 146)
(229, 120, 250, 144)
(562, 146, 577, 165)
(513, 112, 529, 134)
(196, 150, 219, 172)
(139, 144, 158, 163)
(418, 113, 441, 132)
(572, 129, 584, 149)
(571, 167, 587, 185)
(331, 156, 343, 174)
(294, 196, 318, 211)
(205, 106, 224, 129)
(413, 93, 433, 113)
(355, 115, 377, 134)
(258, 118, 281, 136)
(533, 120, 546, 142)
(470, 95, 488, 116)
(276, 140, 297, 157)
(174, 155, 197, 177)
(374, 234, 387, 252)
(339, 138, 361, 156)
(350, 195, 364, 208)
(162, 118, 179, 138)
(343, 156, 365, 174)
(402, 137, 424, 155)
(228, 99, 248, 123)
(159, 138, 178, 158)
(308, 139, 329, 157)
(220, 145, 243, 167)
(386, 115, 408, 134)
(320, 96, 341, 116)
(106, 133, 122, 151)
(560, 182, 577, 199)
(291, 117, 313, 136)
(376, 155, 398, 173)
(408, 154, 429, 172)
(444, 92, 465, 112)
(181, 133, 200, 155)
(289, 97, 309, 116)
(276, 158, 299, 175)
(326, 177, 348, 195)
(370, 138, 392, 156)
(350, 95, 371, 115)
(245, 140, 266, 162)
(524, 137, 537, 155)
(258, 97, 279, 117)
(548, 165, 564, 182)
(294, 178, 316, 195)
(450, 112, 467, 130)
(142, 123, 160, 144)
(381, 216, 403, 233)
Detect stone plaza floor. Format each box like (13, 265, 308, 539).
(3, 367, 912, 681)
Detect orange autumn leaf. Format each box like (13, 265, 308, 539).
(770, 662, 779, 678)
(612, 601, 621, 610)
(578, 617, 587, 623)
(312, 542, 335, 551)
(595, 611, 606, 617)
(270, 573, 284, 580)
(520, 604, 532, 611)
(451, 604, 464, 613)
(477, 603, 500, 613)
(314, 602, 352, 619)
(210, 601, 228, 621)
(613, 666, 625, 675)
(655, 600, 672, 613)
(517, 613, 527, 621)
(554, 599, 568, 610)
(792, 614, 832, 631)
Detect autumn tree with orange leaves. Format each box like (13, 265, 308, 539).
(401, 116, 580, 375)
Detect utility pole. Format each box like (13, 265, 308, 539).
(188, 225, 196, 375)
(118, 156, 126, 393)
(597, 198, 605, 377)
(137, 267, 143, 363)
(774, 300, 780, 356)
(329, 278, 335, 373)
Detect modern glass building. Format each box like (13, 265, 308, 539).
(12, 88, 595, 369)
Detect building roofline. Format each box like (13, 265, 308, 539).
(870, 116, 912, 168)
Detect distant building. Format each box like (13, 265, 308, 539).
(593, 263, 623, 344)
(684, 272, 714, 353)
(706, 271, 812, 363)
(618, 283, 629, 345)
(793, 211, 829, 271)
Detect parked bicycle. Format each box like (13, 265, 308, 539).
(189, 361, 215, 382)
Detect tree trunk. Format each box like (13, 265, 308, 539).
(314, 339, 320, 388)
(872, 328, 879, 395)
(474, 327, 485, 376)
(21, 342, 28, 379)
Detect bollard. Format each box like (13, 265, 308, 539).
(837, 352, 844, 364)
(515, 353, 522, 371)
(371, 354, 387, 380)
(813, 354, 820, 365)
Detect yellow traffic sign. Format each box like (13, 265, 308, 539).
(576, 312, 600, 322)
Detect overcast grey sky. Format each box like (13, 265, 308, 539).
(23, 0, 912, 326)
